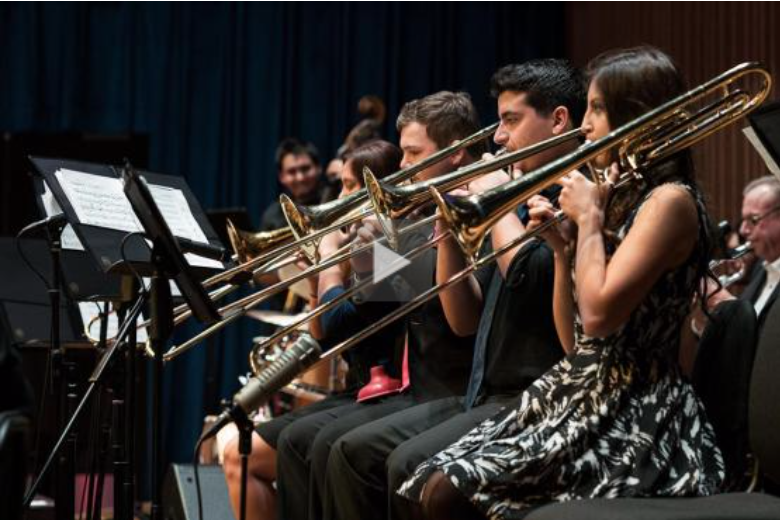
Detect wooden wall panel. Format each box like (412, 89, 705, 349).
(565, 2, 779, 224)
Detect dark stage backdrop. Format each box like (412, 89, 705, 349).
(0, 2, 563, 471)
(565, 1, 780, 225)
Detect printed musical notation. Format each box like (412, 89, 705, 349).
(53, 168, 223, 268)
(55, 169, 141, 233)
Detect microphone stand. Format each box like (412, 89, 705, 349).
(148, 247, 174, 520)
(236, 412, 254, 520)
(44, 219, 76, 520)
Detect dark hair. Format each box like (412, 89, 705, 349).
(585, 46, 693, 190)
(275, 138, 321, 171)
(396, 91, 487, 158)
(490, 59, 586, 126)
(586, 46, 687, 129)
(343, 140, 402, 184)
(587, 47, 715, 310)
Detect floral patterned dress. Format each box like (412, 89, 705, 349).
(397, 183, 724, 519)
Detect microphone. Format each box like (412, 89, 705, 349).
(200, 334, 322, 440)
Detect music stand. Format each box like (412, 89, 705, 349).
(29, 156, 225, 279)
(745, 99, 780, 179)
(23, 159, 221, 520)
(122, 163, 219, 520)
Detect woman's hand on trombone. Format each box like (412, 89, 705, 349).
(556, 164, 619, 228)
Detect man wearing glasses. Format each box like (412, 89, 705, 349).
(738, 175, 780, 330)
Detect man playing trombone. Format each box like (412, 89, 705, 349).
(324, 60, 585, 520)
(276, 90, 487, 520)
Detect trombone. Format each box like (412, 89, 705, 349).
(83, 122, 499, 348)
(160, 129, 581, 360)
(250, 61, 772, 373)
(364, 128, 581, 249)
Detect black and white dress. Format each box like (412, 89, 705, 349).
(398, 183, 724, 519)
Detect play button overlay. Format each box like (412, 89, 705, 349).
(373, 241, 411, 283)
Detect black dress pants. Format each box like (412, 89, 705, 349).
(325, 396, 511, 520)
(276, 392, 416, 520)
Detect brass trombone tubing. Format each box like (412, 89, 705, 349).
(434, 62, 772, 262)
(162, 213, 440, 361)
(309, 200, 574, 370)
(245, 224, 451, 358)
(363, 128, 582, 249)
(164, 252, 298, 328)
(279, 122, 499, 244)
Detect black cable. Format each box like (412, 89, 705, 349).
(193, 439, 205, 520)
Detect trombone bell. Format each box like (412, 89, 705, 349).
(226, 218, 293, 264)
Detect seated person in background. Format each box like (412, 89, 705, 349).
(222, 140, 404, 520)
(260, 138, 323, 232)
(682, 175, 780, 372)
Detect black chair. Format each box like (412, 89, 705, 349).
(0, 410, 32, 520)
(526, 299, 780, 520)
(692, 299, 758, 489)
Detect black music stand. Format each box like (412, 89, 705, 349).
(23, 158, 222, 520)
(122, 163, 219, 520)
(29, 156, 225, 278)
(746, 99, 780, 178)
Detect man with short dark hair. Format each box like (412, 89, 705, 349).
(324, 59, 585, 520)
(260, 138, 323, 232)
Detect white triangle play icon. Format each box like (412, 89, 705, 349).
(373, 241, 411, 283)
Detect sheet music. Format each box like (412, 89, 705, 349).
(55, 169, 142, 233)
(53, 168, 223, 269)
(41, 182, 85, 251)
(78, 301, 148, 344)
(147, 183, 209, 244)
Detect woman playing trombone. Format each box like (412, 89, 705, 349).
(398, 46, 724, 520)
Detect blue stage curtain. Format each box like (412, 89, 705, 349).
(0, 2, 562, 473)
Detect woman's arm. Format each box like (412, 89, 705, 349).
(563, 173, 698, 337)
(551, 248, 575, 353)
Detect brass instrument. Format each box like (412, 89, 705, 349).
(226, 219, 294, 264)
(711, 241, 753, 288)
(364, 128, 581, 249)
(255, 61, 772, 374)
(279, 122, 500, 261)
(434, 62, 772, 262)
